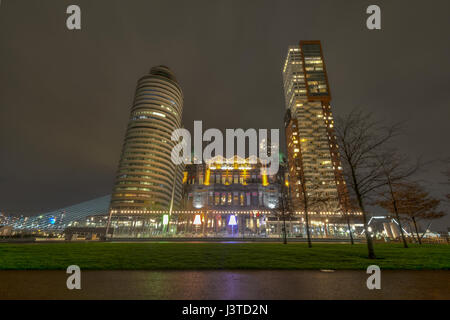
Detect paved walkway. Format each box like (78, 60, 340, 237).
(0, 270, 448, 299)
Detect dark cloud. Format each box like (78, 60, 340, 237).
(0, 0, 449, 229)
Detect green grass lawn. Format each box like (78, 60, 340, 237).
(0, 242, 448, 270)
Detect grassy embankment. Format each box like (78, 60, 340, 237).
(0, 242, 448, 270)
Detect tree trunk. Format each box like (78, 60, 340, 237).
(360, 201, 376, 259)
(301, 186, 312, 248)
(412, 217, 422, 245)
(351, 169, 376, 259)
(394, 211, 408, 248)
(408, 222, 416, 242)
(346, 214, 354, 245)
(304, 205, 312, 248)
(387, 177, 408, 248)
(282, 212, 287, 244)
(339, 193, 354, 245)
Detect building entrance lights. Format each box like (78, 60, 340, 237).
(228, 214, 237, 236)
(193, 214, 202, 225)
(193, 213, 202, 234)
(228, 215, 237, 226)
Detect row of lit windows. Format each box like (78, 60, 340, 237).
(125, 136, 169, 144)
(119, 162, 172, 173)
(130, 110, 178, 126)
(118, 173, 165, 180)
(129, 117, 178, 134)
(126, 130, 172, 141)
(114, 185, 173, 194)
(137, 82, 182, 103)
(117, 180, 169, 187)
(185, 173, 276, 185)
(135, 92, 177, 106)
(122, 158, 173, 171)
(133, 105, 178, 117)
(114, 193, 151, 198)
(189, 191, 275, 207)
(110, 199, 166, 207)
(122, 147, 172, 158)
(127, 123, 174, 138)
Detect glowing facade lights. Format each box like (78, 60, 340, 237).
(262, 170, 269, 186)
(204, 168, 211, 186)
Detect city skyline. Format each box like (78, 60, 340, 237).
(0, 1, 449, 230)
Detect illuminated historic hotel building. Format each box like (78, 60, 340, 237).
(180, 155, 280, 236)
(183, 155, 279, 211)
(282, 41, 349, 213)
(109, 66, 184, 214)
(107, 155, 287, 237)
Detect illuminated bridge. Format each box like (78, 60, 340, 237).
(7, 195, 111, 231)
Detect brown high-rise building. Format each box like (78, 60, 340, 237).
(282, 41, 348, 212)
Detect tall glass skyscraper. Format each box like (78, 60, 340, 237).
(110, 66, 184, 214)
(282, 41, 348, 212)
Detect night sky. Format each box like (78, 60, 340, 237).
(0, 1, 449, 229)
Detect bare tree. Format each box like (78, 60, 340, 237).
(335, 195, 360, 245)
(377, 182, 445, 244)
(343, 205, 354, 245)
(374, 152, 422, 248)
(274, 164, 292, 244)
(296, 173, 333, 248)
(335, 109, 402, 259)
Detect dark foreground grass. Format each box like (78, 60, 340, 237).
(0, 242, 449, 270)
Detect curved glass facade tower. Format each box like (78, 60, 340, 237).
(110, 66, 184, 213)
